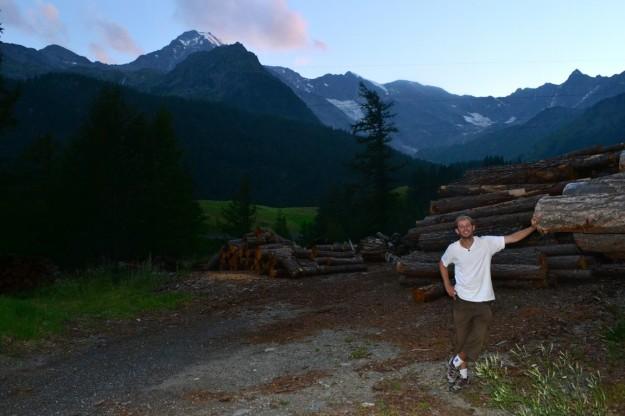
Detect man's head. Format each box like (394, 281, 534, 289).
(455, 215, 475, 239)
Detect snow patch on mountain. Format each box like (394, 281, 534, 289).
(369, 80, 389, 95)
(576, 85, 600, 107)
(327, 98, 363, 121)
(463, 113, 494, 127)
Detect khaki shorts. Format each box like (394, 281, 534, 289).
(452, 297, 493, 361)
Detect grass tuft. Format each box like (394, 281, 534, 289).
(475, 344, 607, 416)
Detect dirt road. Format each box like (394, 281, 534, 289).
(1, 264, 622, 415)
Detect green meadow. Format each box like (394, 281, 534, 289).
(198, 200, 318, 236)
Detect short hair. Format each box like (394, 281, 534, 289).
(455, 215, 475, 228)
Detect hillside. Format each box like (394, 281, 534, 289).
(0, 73, 421, 206)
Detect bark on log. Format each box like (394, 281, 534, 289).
(532, 243, 580, 256)
(417, 225, 522, 252)
(456, 150, 621, 185)
(492, 247, 546, 266)
(548, 269, 595, 282)
(313, 250, 359, 258)
(396, 261, 443, 278)
(546, 255, 595, 270)
(396, 261, 545, 281)
(430, 190, 545, 215)
(573, 233, 625, 255)
(620, 150, 625, 172)
(417, 194, 545, 227)
(412, 284, 446, 303)
(313, 243, 354, 252)
(438, 181, 569, 198)
(406, 211, 534, 241)
(399, 251, 442, 264)
(594, 263, 625, 278)
(562, 172, 625, 196)
(314, 256, 364, 266)
(535, 194, 625, 234)
(491, 264, 547, 281)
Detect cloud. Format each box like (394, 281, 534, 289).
(313, 39, 327, 51)
(89, 42, 110, 63)
(174, 0, 325, 51)
(94, 19, 143, 56)
(0, 0, 67, 43)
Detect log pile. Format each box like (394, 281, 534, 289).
(399, 143, 625, 298)
(218, 229, 366, 278)
(535, 171, 625, 262)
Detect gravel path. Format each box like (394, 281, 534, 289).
(1, 264, 621, 415)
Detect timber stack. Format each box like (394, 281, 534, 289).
(359, 232, 399, 262)
(399, 142, 625, 301)
(218, 229, 366, 278)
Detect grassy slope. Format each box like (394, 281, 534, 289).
(198, 200, 317, 236)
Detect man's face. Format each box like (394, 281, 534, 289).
(455, 219, 475, 239)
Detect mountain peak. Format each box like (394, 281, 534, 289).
(174, 30, 223, 48)
(39, 44, 91, 66)
(566, 68, 589, 82)
(124, 29, 224, 72)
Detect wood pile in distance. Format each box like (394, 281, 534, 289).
(218, 228, 366, 278)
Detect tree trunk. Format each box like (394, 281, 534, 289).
(396, 261, 545, 281)
(594, 263, 625, 278)
(417, 225, 522, 251)
(406, 211, 534, 241)
(533, 243, 580, 256)
(438, 181, 569, 198)
(313, 250, 357, 258)
(546, 255, 595, 270)
(562, 172, 625, 196)
(456, 150, 621, 185)
(492, 247, 546, 266)
(417, 194, 545, 227)
(548, 269, 595, 282)
(412, 284, 446, 303)
(430, 190, 544, 215)
(573, 233, 625, 256)
(535, 194, 625, 234)
(314, 256, 364, 266)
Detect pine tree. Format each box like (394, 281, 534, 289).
(273, 209, 290, 238)
(351, 82, 398, 232)
(220, 176, 257, 236)
(58, 88, 205, 263)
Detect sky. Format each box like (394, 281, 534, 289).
(1, 0, 625, 97)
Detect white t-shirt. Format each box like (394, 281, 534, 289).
(440, 235, 505, 302)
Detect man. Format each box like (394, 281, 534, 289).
(439, 214, 538, 392)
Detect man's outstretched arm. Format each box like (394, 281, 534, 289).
(504, 215, 539, 244)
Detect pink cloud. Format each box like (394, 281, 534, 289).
(313, 39, 327, 51)
(0, 0, 67, 43)
(89, 42, 110, 63)
(174, 0, 325, 51)
(94, 19, 143, 56)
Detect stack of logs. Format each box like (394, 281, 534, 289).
(218, 229, 366, 278)
(360, 233, 392, 262)
(399, 142, 625, 301)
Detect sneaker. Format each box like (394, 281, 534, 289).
(446, 356, 460, 384)
(449, 377, 469, 392)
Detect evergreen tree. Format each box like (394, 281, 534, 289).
(351, 82, 398, 232)
(273, 209, 290, 238)
(58, 87, 204, 263)
(220, 176, 257, 236)
(0, 23, 18, 135)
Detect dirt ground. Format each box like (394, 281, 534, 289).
(1, 263, 624, 415)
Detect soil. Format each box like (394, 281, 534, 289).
(1, 263, 623, 415)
